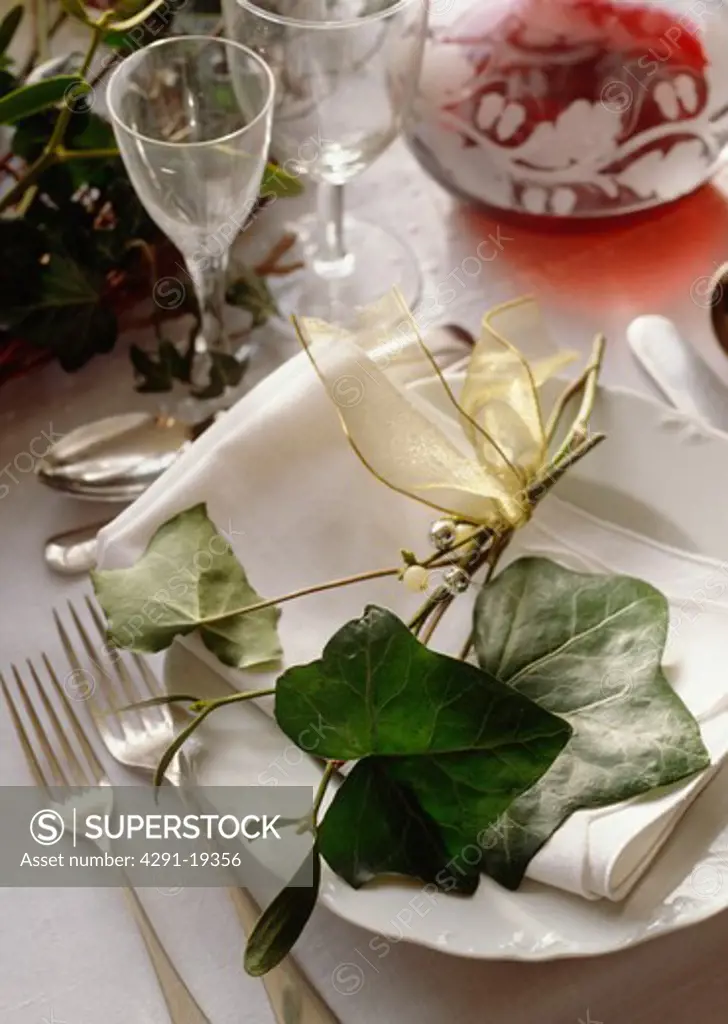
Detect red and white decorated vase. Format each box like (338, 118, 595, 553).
(407, 0, 728, 217)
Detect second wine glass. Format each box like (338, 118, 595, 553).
(225, 0, 429, 320)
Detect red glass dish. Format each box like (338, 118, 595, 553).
(408, 0, 727, 217)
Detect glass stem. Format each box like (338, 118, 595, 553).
(313, 181, 354, 280)
(188, 251, 230, 380)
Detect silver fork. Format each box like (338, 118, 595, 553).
(1, 657, 211, 1024)
(57, 597, 340, 1024)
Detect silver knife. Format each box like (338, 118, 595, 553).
(627, 314, 728, 432)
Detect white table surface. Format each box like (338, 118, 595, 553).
(4, 107, 728, 1022)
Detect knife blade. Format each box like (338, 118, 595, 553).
(627, 314, 728, 433)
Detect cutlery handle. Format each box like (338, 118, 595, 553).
(227, 886, 341, 1024)
(122, 886, 211, 1024)
(627, 315, 728, 428)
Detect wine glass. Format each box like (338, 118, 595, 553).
(106, 36, 275, 391)
(225, 0, 429, 321)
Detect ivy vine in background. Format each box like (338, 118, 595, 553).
(0, 1, 302, 393)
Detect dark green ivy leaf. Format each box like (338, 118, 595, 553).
(130, 339, 190, 394)
(0, 75, 86, 124)
(244, 848, 321, 977)
(0, 68, 17, 96)
(260, 162, 304, 200)
(0, 5, 23, 56)
(318, 759, 478, 894)
(226, 269, 278, 328)
(277, 606, 571, 889)
(4, 251, 117, 371)
(0, 220, 46, 313)
(189, 351, 248, 400)
(473, 557, 711, 889)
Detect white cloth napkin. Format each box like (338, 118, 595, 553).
(97, 349, 728, 903)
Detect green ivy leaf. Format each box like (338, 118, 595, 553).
(244, 848, 320, 976)
(13, 110, 125, 206)
(130, 339, 190, 394)
(261, 162, 304, 200)
(473, 557, 711, 889)
(0, 5, 23, 56)
(318, 759, 478, 894)
(0, 220, 46, 312)
(5, 251, 117, 371)
(190, 351, 248, 401)
(0, 75, 86, 124)
(0, 67, 17, 95)
(277, 607, 571, 887)
(226, 269, 278, 328)
(92, 504, 282, 670)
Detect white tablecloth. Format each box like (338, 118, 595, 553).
(5, 115, 728, 1021)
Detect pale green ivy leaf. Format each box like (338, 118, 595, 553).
(92, 503, 282, 669)
(473, 557, 710, 889)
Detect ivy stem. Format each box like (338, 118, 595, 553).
(408, 430, 602, 648)
(419, 597, 452, 644)
(56, 146, 121, 163)
(458, 630, 474, 661)
(190, 566, 401, 625)
(421, 528, 490, 569)
(528, 432, 606, 508)
(408, 587, 446, 635)
(0, 15, 110, 216)
(407, 532, 493, 634)
(550, 334, 605, 464)
(312, 761, 337, 825)
(546, 368, 591, 444)
(409, 531, 509, 643)
(191, 688, 276, 714)
(456, 544, 506, 660)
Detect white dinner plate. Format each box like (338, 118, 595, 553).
(169, 379, 728, 962)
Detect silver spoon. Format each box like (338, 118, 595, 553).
(36, 411, 215, 502)
(628, 314, 728, 431)
(44, 520, 111, 575)
(36, 327, 475, 504)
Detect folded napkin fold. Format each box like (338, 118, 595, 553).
(97, 349, 728, 903)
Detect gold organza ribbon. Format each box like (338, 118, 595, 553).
(292, 290, 576, 529)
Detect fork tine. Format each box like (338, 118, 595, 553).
(85, 595, 164, 702)
(26, 659, 89, 788)
(53, 606, 112, 719)
(70, 599, 142, 711)
(10, 664, 68, 788)
(84, 594, 108, 640)
(1, 671, 48, 791)
(41, 653, 106, 784)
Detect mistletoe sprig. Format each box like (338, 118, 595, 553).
(92, 297, 709, 974)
